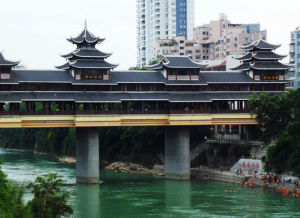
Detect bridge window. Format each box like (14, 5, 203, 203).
(127, 84, 137, 91)
(141, 84, 152, 91)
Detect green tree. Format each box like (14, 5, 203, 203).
(248, 89, 300, 175)
(0, 163, 31, 218)
(247, 92, 292, 144)
(128, 66, 147, 71)
(27, 173, 73, 218)
(149, 55, 163, 66)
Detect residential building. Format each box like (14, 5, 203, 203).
(136, 0, 195, 67)
(154, 36, 202, 62)
(193, 14, 267, 61)
(289, 27, 300, 88)
(154, 14, 266, 64)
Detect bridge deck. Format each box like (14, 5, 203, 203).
(0, 113, 257, 128)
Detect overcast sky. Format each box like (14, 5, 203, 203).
(0, 0, 299, 70)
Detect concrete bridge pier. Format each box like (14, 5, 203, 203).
(76, 128, 99, 184)
(165, 127, 190, 180)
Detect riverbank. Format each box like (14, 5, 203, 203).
(0, 148, 75, 163)
(152, 164, 300, 197)
(1, 148, 49, 156)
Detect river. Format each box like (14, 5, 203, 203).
(0, 149, 299, 218)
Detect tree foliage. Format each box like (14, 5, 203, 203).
(247, 89, 300, 175)
(128, 66, 147, 71)
(247, 93, 292, 144)
(27, 173, 73, 218)
(149, 55, 163, 66)
(0, 163, 32, 217)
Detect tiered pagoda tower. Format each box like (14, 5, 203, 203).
(0, 52, 19, 80)
(231, 40, 290, 81)
(57, 24, 117, 80)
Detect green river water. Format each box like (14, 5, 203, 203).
(0, 149, 299, 218)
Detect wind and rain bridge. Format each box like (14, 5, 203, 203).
(0, 25, 289, 183)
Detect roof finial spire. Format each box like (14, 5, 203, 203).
(84, 19, 87, 30)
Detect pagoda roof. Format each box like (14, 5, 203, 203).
(253, 51, 286, 60)
(230, 63, 251, 71)
(0, 53, 19, 67)
(235, 53, 252, 61)
(69, 59, 118, 69)
(73, 48, 111, 58)
(61, 51, 74, 59)
(147, 56, 205, 70)
(235, 51, 286, 62)
(67, 28, 105, 45)
(241, 40, 280, 51)
(251, 62, 291, 70)
(61, 48, 111, 59)
(56, 62, 70, 70)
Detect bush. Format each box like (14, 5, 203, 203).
(27, 173, 73, 218)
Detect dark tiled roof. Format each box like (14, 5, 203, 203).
(6, 70, 116, 85)
(70, 59, 117, 69)
(111, 71, 165, 83)
(73, 48, 111, 58)
(230, 63, 251, 71)
(67, 28, 104, 44)
(235, 53, 252, 61)
(241, 40, 280, 51)
(201, 72, 255, 83)
(253, 51, 286, 60)
(164, 56, 206, 68)
(235, 51, 287, 62)
(146, 62, 163, 70)
(251, 62, 291, 70)
(56, 62, 70, 70)
(4, 70, 287, 85)
(8, 70, 73, 83)
(0, 53, 19, 67)
(147, 56, 205, 70)
(61, 51, 74, 59)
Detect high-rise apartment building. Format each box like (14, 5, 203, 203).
(154, 14, 266, 64)
(136, 0, 195, 67)
(289, 27, 300, 88)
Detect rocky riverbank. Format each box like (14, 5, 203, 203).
(57, 156, 76, 164)
(105, 162, 153, 174)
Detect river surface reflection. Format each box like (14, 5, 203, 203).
(0, 149, 300, 217)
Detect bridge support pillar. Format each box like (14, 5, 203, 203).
(76, 128, 99, 184)
(165, 127, 190, 180)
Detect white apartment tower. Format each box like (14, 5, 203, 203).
(137, 0, 195, 67)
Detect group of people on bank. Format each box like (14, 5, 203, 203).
(242, 173, 300, 198)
